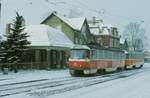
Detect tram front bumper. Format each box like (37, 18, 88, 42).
(83, 69, 97, 74)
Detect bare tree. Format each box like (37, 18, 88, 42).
(123, 22, 147, 51)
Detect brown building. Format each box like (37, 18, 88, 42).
(88, 17, 120, 49)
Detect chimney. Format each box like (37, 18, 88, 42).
(53, 11, 57, 14)
(0, 2, 1, 26)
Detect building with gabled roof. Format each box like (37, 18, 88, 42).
(88, 17, 120, 49)
(20, 24, 74, 69)
(120, 38, 128, 50)
(41, 12, 95, 45)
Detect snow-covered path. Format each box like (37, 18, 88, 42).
(0, 63, 150, 98)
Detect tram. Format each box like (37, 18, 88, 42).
(68, 45, 144, 76)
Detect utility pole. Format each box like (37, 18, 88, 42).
(0, 0, 1, 34)
(0, 0, 1, 22)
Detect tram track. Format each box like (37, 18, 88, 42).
(0, 67, 150, 97)
(29, 67, 150, 97)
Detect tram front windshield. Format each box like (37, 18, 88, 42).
(70, 49, 90, 59)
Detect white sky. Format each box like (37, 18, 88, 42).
(0, 0, 150, 49)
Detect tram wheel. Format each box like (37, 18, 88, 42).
(117, 67, 123, 72)
(132, 65, 136, 69)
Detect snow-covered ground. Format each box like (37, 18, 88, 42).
(0, 69, 70, 86)
(0, 63, 150, 98)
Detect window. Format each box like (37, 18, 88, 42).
(75, 37, 78, 44)
(70, 50, 90, 59)
(110, 38, 113, 47)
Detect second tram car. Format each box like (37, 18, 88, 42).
(125, 51, 144, 69)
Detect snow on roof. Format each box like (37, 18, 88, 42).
(100, 28, 109, 35)
(90, 28, 100, 35)
(89, 22, 117, 35)
(42, 13, 86, 31)
(123, 50, 128, 54)
(24, 24, 74, 48)
(100, 24, 117, 28)
(68, 17, 86, 30)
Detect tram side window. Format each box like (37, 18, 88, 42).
(109, 51, 113, 59)
(129, 53, 131, 59)
(96, 50, 100, 59)
(101, 50, 104, 59)
(110, 52, 113, 59)
(106, 51, 108, 59)
(117, 53, 120, 60)
(123, 54, 126, 59)
(117, 53, 119, 60)
(112, 52, 115, 60)
(91, 50, 95, 59)
(113, 52, 115, 59)
(121, 53, 124, 60)
(133, 53, 135, 59)
(120, 53, 124, 60)
(97, 50, 102, 59)
(120, 53, 123, 60)
(97, 50, 100, 59)
(115, 52, 118, 60)
(135, 53, 138, 59)
(126, 54, 129, 59)
(102, 51, 105, 59)
(120, 53, 122, 60)
(107, 51, 110, 59)
(130, 53, 132, 59)
(108, 51, 110, 59)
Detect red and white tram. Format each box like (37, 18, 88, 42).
(124, 51, 144, 69)
(68, 45, 144, 76)
(68, 45, 125, 76)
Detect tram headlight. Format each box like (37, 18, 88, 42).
(84, 70, 90, 74)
